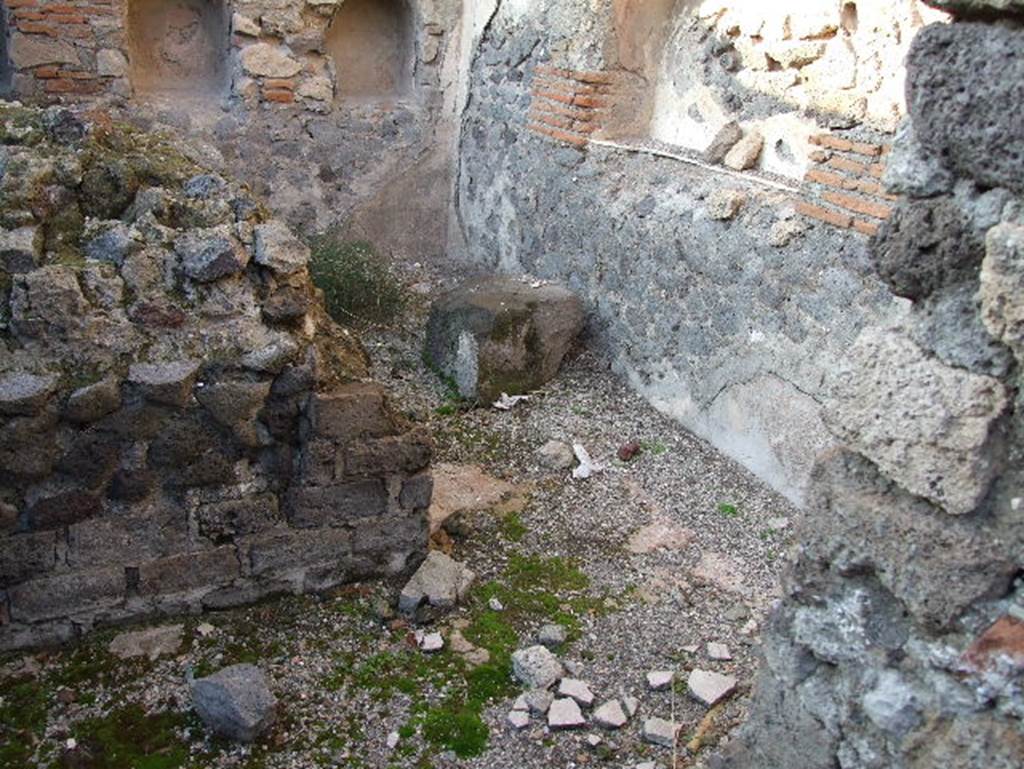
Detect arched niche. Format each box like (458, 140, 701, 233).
(126, 0, 230, 97)
(325, 0, 414, 102)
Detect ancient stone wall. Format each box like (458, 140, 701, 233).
(0, 107, 432, 651)
(2, 0, 465, 260)
(456, 0, 945, 504)
(711, 3, 1024, 767)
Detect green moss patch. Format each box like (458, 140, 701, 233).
(309, 237, 407, 328)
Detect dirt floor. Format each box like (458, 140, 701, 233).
(0, 270, 797, 769)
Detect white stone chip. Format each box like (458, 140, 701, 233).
(507, 710, 531, 730)
(646, 670, 675, 691)
(558, 678, 595, 707)
(548, 697, 586, 730)
(592, 699, 628, 729)
(688, 669, 738, 707)
(707, 642, 733, 661)
(622, 695, 640, 718)
(642, 716, 678, 748)
(512, 645, 564, 690)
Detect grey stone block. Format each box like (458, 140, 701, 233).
(307, 384, 396, 441)
(196, 495, 281, 543)
(128, 360, 201, 408)
(399, 471, 433, 512)
(246, 527, 353, 576)
(175, 227, 250, 283)
(0, 372, 58, 417)
(342, 428, 432, 477)
(64, 377, 122, 423)
(8, 568, 125, 622)
(284, 480, 388, 528)
(0, 530, 58, 585)
(137, 547, 240, 596)
(825, 327, 1008, 515)
(352, 513, 428, 555)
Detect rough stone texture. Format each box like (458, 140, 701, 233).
(512, 645, 564, 690)
(824, 327, 1008, 515)
(397, 551, 475, 619)
(980, 223, 1024, 362)
(907, 22, 1024, 194)
(108, 624, 183, 660)
(425, 278, 585, 402)
(253, 222, 310, 275)
(190, 664, 278, 743)
(0, 109, 432, 651)
(716, 18, 1024, 767)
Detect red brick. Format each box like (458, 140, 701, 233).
(810, 134, 854, 152)
(527, 122, 588, 148)
(530, 110, 574, 131)
(852, 219, 881, 237)
(14, 10, 47, 20)
(849, 140, 884, 157)
(534, 64, 572, 80)
(264, 78, 295, 90)
(795, 200, 853, 229)
(7, 0, 40, 8)
(806, 168, 854, 190)
(533, 88, 575, 106)
(33, 66, 60, 79)
(868, 163, 886, 179)
(17, 21, 58, 35)
(828, 155, 868, 175)
(961, 616, 1024, 672)
(57, 69, 97, 80)
(821, 191, 892, 220)
(573, 94, 610, 109)
(535, 101, 594, 121)
(263, 89, 295, 104)
(43, 77, 100, 94)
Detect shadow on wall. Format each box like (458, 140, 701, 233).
(325, 0, 415, 103)
(0, 2, 11, 97)
(126, 0, 230, 97)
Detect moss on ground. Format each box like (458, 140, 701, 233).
(309, 236, 408, 328)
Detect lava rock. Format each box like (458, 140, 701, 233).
(907, 22, 1024, 194)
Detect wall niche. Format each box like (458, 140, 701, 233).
(325, 0, 414, 102)
(126, 0, 230, 97)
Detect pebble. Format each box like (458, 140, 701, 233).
(507, 710, 531, 730)
(538, 439, 576, 470)
(512, 646, 564, 689)
(723, 603, 751, 622)
(646, 670, 674, 691)
(537, 623, 567, 648)
(642, 716, 678, 748)
(548, 697, 587, 730)
(196, 623, 217, 637)
(489, 597, 505, 611)
(558, 678, 595, 707)
(386, 731, 399, 749)
(708, 642, 733, 661)
(586, 733, 602, 747)
(418, 632, 444, 653)
(688, 669, 738, 707)
(512, 694, 530, 712)
(592, 699, 628, 729)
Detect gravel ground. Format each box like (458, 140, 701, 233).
(0, 272, 797, 769)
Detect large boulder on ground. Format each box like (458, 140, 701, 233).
(425, 277, 584, 402)
(906, 22, 1024, 194)
(190, 664, 277, 743)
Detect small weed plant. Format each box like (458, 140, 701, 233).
(309, 234, 407, 327)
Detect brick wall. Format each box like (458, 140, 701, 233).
(797, 133, 895, 237)
(527, 65, 619, 148)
